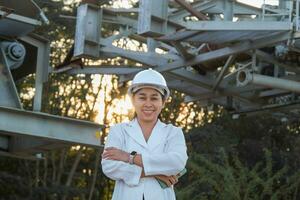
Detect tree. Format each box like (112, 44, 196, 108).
(176, 110, 300, 200)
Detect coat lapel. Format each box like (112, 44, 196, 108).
(123, 118, 148, 148)
(123, 118, 168, 150)
(147, 119, 168, 151)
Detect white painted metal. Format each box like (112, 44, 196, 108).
(185, 21, 292, 31)
(155, 31, 293, 73)
(0, 106, 102, 148)
(64, 0, 300, 113)
(0, 47, 23, 109)
(21, 35, 50, 112)
(74, 4, 102, 59)
(64, 66, 144, 75)
(138, 0, 169, 36)
(212, 55, 235, 91)
(237, 70, 300, 93)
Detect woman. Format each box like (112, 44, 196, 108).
(101, 68, 188, 200)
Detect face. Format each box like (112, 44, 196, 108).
(132, 88, 165, 123)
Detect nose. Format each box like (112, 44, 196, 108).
(144, 99, 153, 107)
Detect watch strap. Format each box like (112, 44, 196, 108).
(129, 151, 137, 164)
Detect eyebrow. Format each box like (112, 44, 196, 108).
(137, 92, 159, 97)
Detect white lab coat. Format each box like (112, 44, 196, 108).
(101, 118, 188, 200)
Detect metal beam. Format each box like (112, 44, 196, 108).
(59, 65, 145, 75)
(223, 0, 234, 21)
(173, 0, 208, 20)
(184, 95, 229, 108)
(165, 78, 209, 96)
(169, 0, 262, 22)
(0, 47, 23, 109)
(74, 4, 102, 59)
(168, 69, 265, 104)
(155, 31, 293, 73)
(137, 0, 183, 36)
(212, 55, 235, 91)
(21, 35, 50, 112)
(254, 50, 300, 74)
(100, 44, 170, 66)
(169, 0, 216, 22)
(0, 106, 102, 148)
(170, 41, 195, 59)
(185, 21, 292, 31)
(184, 95, 258, 111)
(230, 101, 300, 116)
(259, 89, 291, 98)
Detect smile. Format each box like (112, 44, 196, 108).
(143, 110, 155, 114)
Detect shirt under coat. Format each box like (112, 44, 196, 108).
(101, 118, 188, 200)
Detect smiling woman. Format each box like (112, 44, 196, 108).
(132, 88, 165, 126)
(101, 68, 188, 200)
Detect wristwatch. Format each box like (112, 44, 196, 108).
(129, 151, 137, 165)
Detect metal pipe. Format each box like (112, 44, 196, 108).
(237, 70, 300, 93)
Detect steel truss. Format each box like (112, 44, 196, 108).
(0, 0, 103, 158)
(55, 0, 300, 115)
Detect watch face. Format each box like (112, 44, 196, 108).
(130, 151, 137, 155)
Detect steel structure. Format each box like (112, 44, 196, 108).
(56, 0, 300, 115)
(2, 0, 300, 156)
(0, 0, 102, 158)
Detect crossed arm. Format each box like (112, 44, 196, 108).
(102, 147, 179, 187)
(101, 125, 188, 187)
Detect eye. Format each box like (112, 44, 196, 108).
(151, 97, 159, 101)
(139, 96, 146, 100)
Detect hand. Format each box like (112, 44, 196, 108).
(102, 147, 129, 163)
(155, 175, 178, 187)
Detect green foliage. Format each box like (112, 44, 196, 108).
(176, 111, 300, 200)
(177, 149, 300, 200)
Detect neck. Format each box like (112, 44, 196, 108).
(136, 118, 157, 130)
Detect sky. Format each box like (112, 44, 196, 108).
(238, 0, 278, 7)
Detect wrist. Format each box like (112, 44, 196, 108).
(126, 152, 130, 163)
(129, 151, 137, 164)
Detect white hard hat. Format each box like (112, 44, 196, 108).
(128, 68, 170, 99)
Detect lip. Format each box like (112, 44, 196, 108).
(142, 110, 155, 115)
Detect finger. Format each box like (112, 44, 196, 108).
(167, 179, 173, 187)
(105, 147, 117, 150)
(102, 152, 114, 159)
(101, 151, 110, 157)
(172, 175, 178, 182)
(103, 149, 117, 155)
(169, 177, 176, 185)
(101, 153, 109, 159)
(169, 176, 177, 185)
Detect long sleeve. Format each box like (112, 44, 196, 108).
(101, 125, 143, 186)
(142, 127, 188, 176)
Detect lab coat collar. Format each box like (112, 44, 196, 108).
(124, 118, 168, 150)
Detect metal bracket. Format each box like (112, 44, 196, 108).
(74, 4, 102, 59)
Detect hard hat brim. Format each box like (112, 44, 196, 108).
(128, 83, 170, 99)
